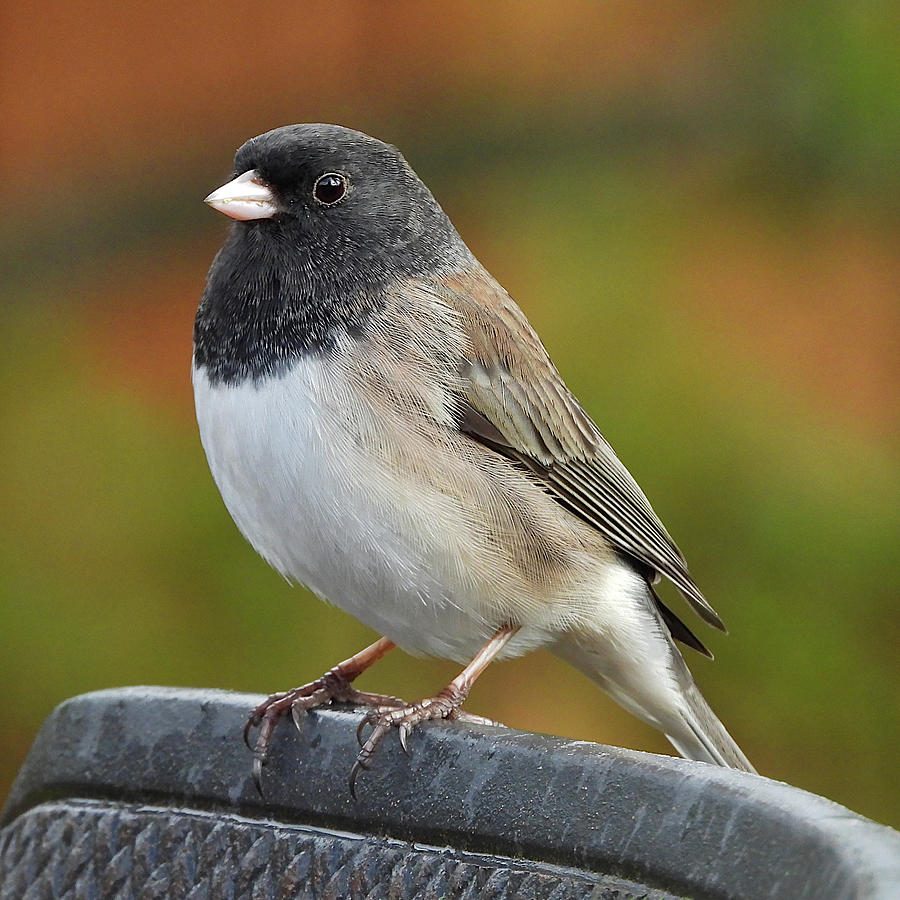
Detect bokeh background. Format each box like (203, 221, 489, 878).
(2, 2, 898, 828)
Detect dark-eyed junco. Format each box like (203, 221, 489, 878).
(194, 123, 755, 793)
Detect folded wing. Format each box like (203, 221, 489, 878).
(430, 271, 725, 636)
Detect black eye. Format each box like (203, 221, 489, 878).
(313, 172, 348, 206)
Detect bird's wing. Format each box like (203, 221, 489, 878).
(431, 269, 725, 633)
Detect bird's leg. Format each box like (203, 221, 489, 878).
(350, 624, 518, 797)
(246, 636, 401, 790)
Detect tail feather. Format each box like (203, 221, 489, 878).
(652, 587, 713, 659)
(666, 681, 756, 773)
(553, 608, 756, 774)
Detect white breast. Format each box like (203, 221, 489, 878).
(193, 355, 515, 660)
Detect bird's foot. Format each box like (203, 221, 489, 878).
(245, 669, 405, 793)
(349, 685, 498, 798)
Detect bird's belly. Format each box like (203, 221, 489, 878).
(192, 358, 550, 662)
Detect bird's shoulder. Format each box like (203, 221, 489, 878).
(418, 266, 600, 463)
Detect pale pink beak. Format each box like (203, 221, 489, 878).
(204, 169, 278, 221)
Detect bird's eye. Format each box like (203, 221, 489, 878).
(313, 173, 348, 206)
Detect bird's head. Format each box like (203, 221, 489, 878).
(205, 123, 464, 272)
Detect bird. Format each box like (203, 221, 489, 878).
(193, 123, 756, 794)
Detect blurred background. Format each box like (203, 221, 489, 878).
(2, 1, 898, 828)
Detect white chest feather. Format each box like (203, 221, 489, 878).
(193, 355, 509, 658)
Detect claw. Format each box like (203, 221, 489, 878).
(356, 715, 373, 747)
(453, 710, 504, 727)
(290, 703, 306, 733)
(251, 753, 265, 798)
(243, 716, 257, 751)
(348, 760, 366, 801)
(398, 723, 411, 756)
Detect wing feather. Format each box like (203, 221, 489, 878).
(431, 270, 726, 632)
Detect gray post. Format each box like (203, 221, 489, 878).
(2, 687, 898, 898)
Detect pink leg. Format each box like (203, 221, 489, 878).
(350, 625, 519, 797)
(246, 636, 401, 790)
